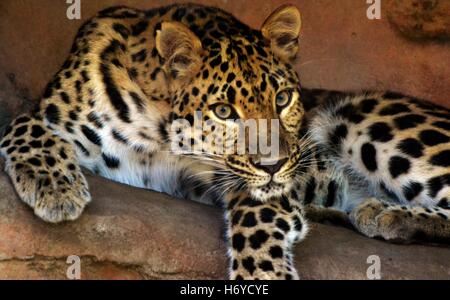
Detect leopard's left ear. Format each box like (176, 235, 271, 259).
(261, 5, 301, 62)
(156, 21, 203, 84)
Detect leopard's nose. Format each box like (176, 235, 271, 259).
(252, 157, 288, 175)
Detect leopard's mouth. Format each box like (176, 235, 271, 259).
(224, 156, 297, 201)
(248, 181, 293, 202)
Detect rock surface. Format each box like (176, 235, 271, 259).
(386, 0, 450, 41)
(1, 159, 450, 279)
(0, 0, 449, 124)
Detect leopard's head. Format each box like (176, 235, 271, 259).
(157, 5, 306, 201)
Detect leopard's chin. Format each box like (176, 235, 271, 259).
(249, 181, 293, 202)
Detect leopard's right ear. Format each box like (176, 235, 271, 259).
(261, 5, 301, 62)
(156, 22, 203, 84)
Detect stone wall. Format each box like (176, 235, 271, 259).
(0, 0, 449, 125)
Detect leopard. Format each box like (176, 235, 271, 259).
(1, 3, 450, 280)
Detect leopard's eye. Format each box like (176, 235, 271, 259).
(275, 90, 293, 109)
(210, 103, 239, 120)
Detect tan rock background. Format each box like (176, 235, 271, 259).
(0, 0, 449, 125)
(0, 0, 449, 279)
(386, 0, 450, 41)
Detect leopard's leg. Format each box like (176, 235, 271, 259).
(350, 197, 450, 243)
(304, 204, 352, 228)
(308, 92, 450, 244)
(225, 193, 308, 280)
(0, 114, 90, 223)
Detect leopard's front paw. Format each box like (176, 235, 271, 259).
(231, 261, 299, 280)
(6, 160, 91, 223)
(34, 171, 91, 223)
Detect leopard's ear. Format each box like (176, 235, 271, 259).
(156, 21, 203, 83)
(261, 5, 301, 62)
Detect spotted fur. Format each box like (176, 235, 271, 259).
(1, 4, 449, 280)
